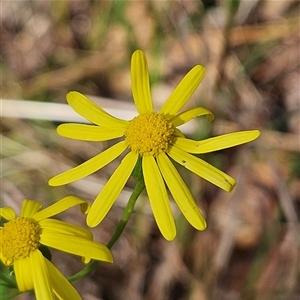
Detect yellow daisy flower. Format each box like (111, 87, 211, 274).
(0, 196, 113, 300)
(49, 50, 260, 241)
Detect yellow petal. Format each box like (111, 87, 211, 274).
(173, 137, 202, 153)
(0, 207, 16, 220)
(45, 258, 82, 300)
(30, 250, 55, 300)
(174, 130, 260, 153)
(131, 50, 153, 114)
(14, 256, 34, 291)
(39, 219, 93, 240)
(20, 200, 42, 218)
(156, 153, 206, 230)
(87, 151, 138, 227)
(0, 252, 9, 267)
(48, 141, 127, 186)
(66, 91, 127, 128)
(159, 65, 205, 118)
(168, 146, 236, 192)
(142, 155, 176, 241)
(170, 107, 214, 127)
(57, 123, 125, 141)
(173, 128, 185, 137)
(33, 196, 87, 221)
(40, 233, 113, 263)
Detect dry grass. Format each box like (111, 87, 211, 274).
(1, 0, 299, 299)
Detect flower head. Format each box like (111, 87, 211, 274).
(49, 50, 260, 241)
(0, 197, 113, 300)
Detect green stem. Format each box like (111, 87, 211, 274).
(0, 273, 16, 288)
(106, 179, 145, 249)
(68, 179, 145, 282)
(68, 260, 98, 283)
(0, 289, 20, 300)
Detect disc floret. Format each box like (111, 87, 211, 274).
(125, 112, 174, 156)
(1, 217, 41, 265)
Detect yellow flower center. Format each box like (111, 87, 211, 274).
(0, 217, 41, 265)
(125, 112, 174, 156)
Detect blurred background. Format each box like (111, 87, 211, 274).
(1, 0, 299, 299)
